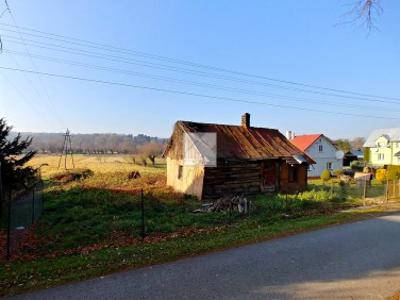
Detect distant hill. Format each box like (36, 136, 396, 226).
(10, 132, 168, 154)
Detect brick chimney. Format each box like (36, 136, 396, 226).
(241, 113, 250, 128)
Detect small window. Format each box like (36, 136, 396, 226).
(326, 162, 332, 170)
(378, 153, 385, 161)
(288, 166, 298, 183)
(178, 165, 183, 179)
(318, 145, 323, 152)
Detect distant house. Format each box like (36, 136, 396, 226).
(163, 113, 314, 200)
(352, 148, 364, 160)
(343, 151, 357, 167)
(343, 149, 364, 166)
(289, 133, 343, 178)
(364, 128, 400, 167)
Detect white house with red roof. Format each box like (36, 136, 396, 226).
(289, 133, 343, 178)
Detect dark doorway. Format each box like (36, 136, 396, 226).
(263, 161, 277, 192)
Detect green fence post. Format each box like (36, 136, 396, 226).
(6, 190, 11, 260)
(32, 186, 35, 224)
(363, 176, 367, 206)
(140, 189, 145, 241)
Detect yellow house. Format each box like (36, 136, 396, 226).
(364, 128, 400, 167)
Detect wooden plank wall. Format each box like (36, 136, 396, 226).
(202, 160, 263, 199)
(279, 163, 308, 193)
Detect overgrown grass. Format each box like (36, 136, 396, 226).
(2, 172, 387, 261)
(36, 187, 228, 253)
(26, 154, 166, 179)
(308, 178, 385, 203)
(22, 182, 359, 256)
(0, 155, 391, 296)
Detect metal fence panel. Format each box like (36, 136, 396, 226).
(387, 180, 400, 200)
(5, 182, 44, 259)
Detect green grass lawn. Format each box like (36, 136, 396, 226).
(35, 187, 229, 253)
(12, 179, 362, 257)
(0, 156, 393, 296)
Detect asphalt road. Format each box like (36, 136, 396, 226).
(8, 213, 400, 300)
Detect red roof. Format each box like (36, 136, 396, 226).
(290, 134, 323, 151)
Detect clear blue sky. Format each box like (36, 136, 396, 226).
(1, 0, 399, 139)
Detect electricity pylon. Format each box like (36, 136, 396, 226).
(58, 129, 75, 169)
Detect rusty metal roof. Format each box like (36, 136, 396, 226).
(165, 121, 314, 164)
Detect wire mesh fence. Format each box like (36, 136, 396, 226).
(1, 174, 399, 262)
(3, 181, 44, 260)
(135, 180, 397, 240)
(386, 180, 400, 201)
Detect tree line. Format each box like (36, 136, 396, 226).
(10, 132, 168, 155)
(333, 137, 366, 153)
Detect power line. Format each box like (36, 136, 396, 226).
(4, 48, 400, 113)
(0, 65, 399, 120)
(1, 8, 65, 128)
(3, 48, 51, 109)
(3, 34, 399, 105)
(0, 8, 7, 19)
(0, 71, 52, 123)
(0, 22, 399, 102)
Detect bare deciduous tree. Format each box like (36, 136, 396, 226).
(350, 137, 366, 149)
(137, 142, 164, 166)
(346, 0, 383, 31)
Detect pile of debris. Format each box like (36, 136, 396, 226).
(51, 168, 94, 183)
(194, 195, 251, 214)
(128, 171, 141, 180)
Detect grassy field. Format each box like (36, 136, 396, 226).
(26, 154, 166, 178)
(0, 154, 394, 296)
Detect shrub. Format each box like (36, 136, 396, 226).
(254, 189, 336, 217)
(50, 168, 94, 183)
(386, 165, 400, 180)
(295, 189, 337, 201)
(320, 169, 331, 183)
(375, 168, 387, 183)
(350, 160, 364, 171)
(333, 169, 344, 177)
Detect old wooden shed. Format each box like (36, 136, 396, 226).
(164, 113, 314, 199)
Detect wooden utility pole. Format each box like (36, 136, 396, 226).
(58, 129, 75, 169)
(385, 179, 389, 205)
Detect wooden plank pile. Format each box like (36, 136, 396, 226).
(194, 194, 251, 214)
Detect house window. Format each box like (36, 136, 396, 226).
(326, 162, 332, 170)
(318, 145, 323, 152)
(178, 165, 183, 179)
(288, 166, 298, 183)
(378, 153, 385, 161)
